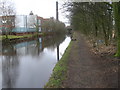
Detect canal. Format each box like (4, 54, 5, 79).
(0, 34, 71, 88)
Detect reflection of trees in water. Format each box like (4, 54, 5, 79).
(34, 36, 44, 56)
(2, 42, 19, 88)
(2, 41, 16, 56)
(42, 34, 66, 49)
(35, 37, 41, 56)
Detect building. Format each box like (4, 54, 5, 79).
(12, 15, 44, 35)
(0, 15, 44, 35)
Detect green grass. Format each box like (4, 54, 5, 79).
(0, 33, 43, 40)
(1, 35, 25, 39)
(44, 41, 72, 88)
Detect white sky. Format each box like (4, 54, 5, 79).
(12, 0, 70, 26)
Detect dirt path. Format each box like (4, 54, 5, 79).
(63, 31, 119, 88)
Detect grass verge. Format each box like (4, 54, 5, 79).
(44, 41, 73, 88)
(0, 33, 43, 40)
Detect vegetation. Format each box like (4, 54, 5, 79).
(42, 17, 66, 35)
(45, 42, 72, 88)
(63, 1, 120, 57)
(0, 33, 43, 40)
(113, 2, 120, 57)
(0, 0, 16, 38)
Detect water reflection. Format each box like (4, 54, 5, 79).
(1, 34, 71, 88)
(57, 45, 59, 61)
(2, 42, 19, 88)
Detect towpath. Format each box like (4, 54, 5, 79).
(63, 31, 118, 88)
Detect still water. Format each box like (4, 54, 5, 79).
(0, 35, 71, 88)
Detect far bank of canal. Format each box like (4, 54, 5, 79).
(1, 34, 71, 88)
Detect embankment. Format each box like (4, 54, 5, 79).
(44, 41, 73, 88)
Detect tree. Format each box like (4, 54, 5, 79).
(63, 2, 113, 46)
(42, 18, 66, 34)
(62, 1, 120, 58)
(0, 0, 16, 38)
(113, 2, 120, 57)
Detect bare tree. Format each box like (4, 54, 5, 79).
(42, 18, 66, 34)
(0, 0, 16, 38)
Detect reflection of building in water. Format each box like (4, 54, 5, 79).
(0, 37, 41, 56)
(1, 38, 44, 57)
(13, 38, 44, 56)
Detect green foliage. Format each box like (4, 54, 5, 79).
(0, 33, 43, 40)
(115, 39, 120, 57)
(113, 2, 120, 57)
(44, 42, 72, 88)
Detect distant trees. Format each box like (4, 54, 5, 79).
(42, 17, 66, 34)
(0, 0, 16, 38)
(63, 1, 120, 57)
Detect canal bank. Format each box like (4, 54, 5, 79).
(1, 32, 55, 43)
(0, 33, 42, 41)
(44, 41, 73, 88)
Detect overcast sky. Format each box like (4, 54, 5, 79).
(12, 0, 69, 26)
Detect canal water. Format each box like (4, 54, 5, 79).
(0, 34, 71, 88)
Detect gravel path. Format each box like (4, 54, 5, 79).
(63, 31, 119, 88)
